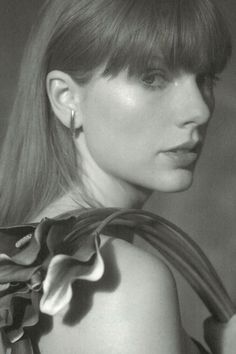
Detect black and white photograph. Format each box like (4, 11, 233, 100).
(0, 0, 235, 353)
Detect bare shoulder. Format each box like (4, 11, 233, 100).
(101, 234, 177, 293)
(90, 234, 187, 353)
(39, 235, 191, 354)
(101, 235, 200, 353)
(100, 234, 181, 322)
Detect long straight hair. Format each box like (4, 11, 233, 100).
(0, 0, 231, 225)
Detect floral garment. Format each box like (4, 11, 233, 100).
(0, 208, 234, 354)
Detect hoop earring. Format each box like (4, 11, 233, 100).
(70, 110, 76, 138)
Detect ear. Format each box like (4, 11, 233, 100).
(46, 70, 83, 129)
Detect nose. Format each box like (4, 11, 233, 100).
(175, 74, 212, 128)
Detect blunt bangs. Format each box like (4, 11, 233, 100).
(103, 0, 232, 77)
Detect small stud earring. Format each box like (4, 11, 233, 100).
(70, 110, 76, 138)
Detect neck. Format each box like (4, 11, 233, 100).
(32, 135, 152, 222)
(32, 186, 149, 223)
(82, 169, 150, 209)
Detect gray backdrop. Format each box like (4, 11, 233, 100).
(0, 0, 235, 345)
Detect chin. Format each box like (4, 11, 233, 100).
(154, 169, 194, 193)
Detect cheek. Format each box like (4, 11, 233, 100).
(81, 82, 157, 163)
(84, 83, 149, 135)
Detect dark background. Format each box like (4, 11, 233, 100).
(0, 0, 235, 344)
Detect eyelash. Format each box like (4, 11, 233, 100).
(140, 69, 169, 89)
(140, 70, 220, 91)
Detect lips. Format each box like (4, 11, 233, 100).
(161, 141, 201, 167)
(169, 140, 201, 152)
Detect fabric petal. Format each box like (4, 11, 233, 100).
(16, 292, 40, 331)
(3, 291, 39, 344)
(0, 225, 36, 257)
(0, 283, 10, 292)
(0, 292, 21, 329)
(11, 335, 34, 354)
(0, 255, 41, 283)
(72, 233, 99, 261)
(46, 217, 77, 254)
(55, 232, 100, 261)
(10, 218, 54, 266)
(0, 330, 6, 353)
(40, 236, 104, 315)
(7, 327, 24, 344)
(0, 305, 13, 328)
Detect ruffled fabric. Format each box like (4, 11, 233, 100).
(0, 207, 234, 353)
(0, 216, 104, 353)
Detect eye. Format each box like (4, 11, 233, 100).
(140, 69, 169, 89)
(196, 73, 220, 91)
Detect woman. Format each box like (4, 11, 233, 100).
(0, 0, 234, 353)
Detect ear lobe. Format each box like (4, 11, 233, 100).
(46, 70, 83, 129)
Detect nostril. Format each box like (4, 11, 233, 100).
(189, 95, 211, 126)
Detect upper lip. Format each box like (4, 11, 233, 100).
(166, 140, 202, 152)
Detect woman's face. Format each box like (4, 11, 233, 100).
(76, 61, 214, 204)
